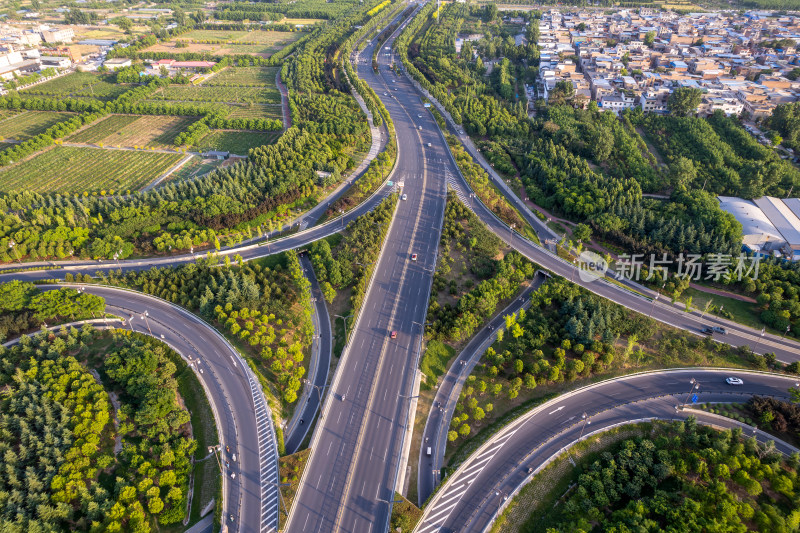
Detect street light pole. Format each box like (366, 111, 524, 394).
(682, 378, 699, 409)
(141, 310, 153, 336)
(649, 293, 659, 318)
(334, 314, 353, 342)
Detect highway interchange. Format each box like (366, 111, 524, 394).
(3, 3, 800, 533)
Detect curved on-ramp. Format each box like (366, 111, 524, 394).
(39, 284, 281, 533)
(415, 368, 800, 533)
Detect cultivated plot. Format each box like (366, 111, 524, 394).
(0, 146, 185, 193)
(225, 104, 283, 120)
(0, 111, 74, 141)
(197, 130, 280, 155)
(151, 85, 281, 104)
(69, 115, 198, 148)
(205, 66, 280, 86)
(20, 72, 128, 101)
(145, 30, 305, 57)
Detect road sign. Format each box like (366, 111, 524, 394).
(691, 394, 698, 403)
(424, 103, 431, 108)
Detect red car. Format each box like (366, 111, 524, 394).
(390, 330, 397, 339)
(411, 253, 418, 261)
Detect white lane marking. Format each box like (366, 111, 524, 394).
(549, 406, 565, 415)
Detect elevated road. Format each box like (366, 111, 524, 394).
(416, 369, 800, 532)
(284, 14, 447, 532)
(40, 285, 280, 533)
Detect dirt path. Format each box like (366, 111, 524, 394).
(275, 70, 292, 131)
(90, 369, 124, 455)
(689, 282, 758, 303)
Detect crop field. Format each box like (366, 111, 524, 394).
(21, 72, 131, 101)
(69, 115, 198, 147)
(70, 80, 131, 101)
(205, 66, 279, 86)
(234, 30, 305, 45)
(218, 43, 288, 57)
(175, 29, 249, 41)
(282, 18, 323, 26)
(152, 85, 282, 104)
(0, 146, 185, 193)
(226, 104, 283, 120)
(22, 72, 99, 97)
(0, 111, 73, 140)
(145, 30, 304, 57)
(197, 131, 280, 154)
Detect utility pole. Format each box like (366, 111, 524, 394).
(682, 378, 699, 409)
(141, 310, 153, 336)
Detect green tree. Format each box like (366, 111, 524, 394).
(572, 223, 592, 243)
(668, 87, 703, 116)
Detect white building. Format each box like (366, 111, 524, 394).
(718, 196, 785, 255)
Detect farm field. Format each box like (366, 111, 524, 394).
(175, 29, 249, 41)
(19, 72, 128, 100)
(205, 66, 279, 86)
(282, 18, 323, 26)
(0, 146, 185, 194)
(152, 85, 281, 104)
(145, 30, 305, 57)
(226, 104, 283, 120)
(0, 111, 73, 141)
(197, 130, 280, 155)
(233, 30, 306, 45)
(68, 115, 198, 148)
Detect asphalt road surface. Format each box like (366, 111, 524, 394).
(284, 255, 333, 454)
(42, 285, 280, 533)
(417, 273, 548, 505)
(416, 369, 800, 533)
(284, 12, 446, 533)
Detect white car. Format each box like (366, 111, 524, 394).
(725, 377, 744, 386)
(401, 194, 407, 201)
(427, 143, 431, 147)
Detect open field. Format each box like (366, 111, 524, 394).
(69, 115, 198, 148)
(234, 30, 305, 44)
(0, 146, 185, 193)
(152, 85, 281, 104)
(205, 66, 279, 86)
(176, 29, 248, 41)
(282, 18, 323, 25)
(226, 104, 283, 120)
(145, 30, 304, 57)
(197, 130, 280, 154)
(20, 72, 131, 101)
(0, 111, 73, 140)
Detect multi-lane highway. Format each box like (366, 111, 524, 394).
(284, 12, 447, 531)
(3, 4, 800, 533)
(416, 369, 800, 532)
(42, 285, 280, 533)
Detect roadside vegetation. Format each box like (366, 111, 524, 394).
(445, 275, 796, 456)
(494, 419, 800, 533)
(0, 326, 202, 531)
(79, 252, 313, 415)
(696, 395, 800, 448)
